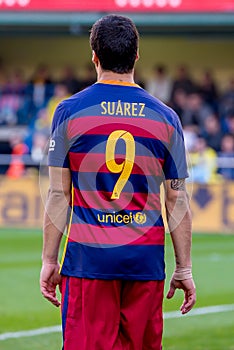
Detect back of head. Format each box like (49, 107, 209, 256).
(90, 14, 139, 74)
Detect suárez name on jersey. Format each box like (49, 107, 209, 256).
(101, 100, 145, 117)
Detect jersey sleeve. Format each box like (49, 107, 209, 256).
(163, 111, 189, 180)
(48, 103, 70, 168)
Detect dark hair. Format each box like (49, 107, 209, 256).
(154, 64, 166, 75)
(90, 14, 139, 74)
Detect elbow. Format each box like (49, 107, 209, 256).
(48, 187, 71, 203)
(166, 190, 188, 204)
(165, 191, 192, 229)
(165, 190, 190, 210)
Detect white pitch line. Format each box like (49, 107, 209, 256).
(0, 326, 61, 341)
(164, 304, 234, 319)
(0, 304, 234, 341)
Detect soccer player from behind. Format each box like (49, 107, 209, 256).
(40, 14, 196, 350)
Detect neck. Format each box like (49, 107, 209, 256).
(97, 70, 135, 83)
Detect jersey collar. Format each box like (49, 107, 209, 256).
(97, 80, 140, 88)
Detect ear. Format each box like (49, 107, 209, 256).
(92, 51, 99, 66)
(135, 51, 140, 62)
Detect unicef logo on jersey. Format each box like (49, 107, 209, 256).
(134, 212, 147, 224)
(97, 211, 147, 225)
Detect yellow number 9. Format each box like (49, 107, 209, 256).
(106, 130, 135, 199)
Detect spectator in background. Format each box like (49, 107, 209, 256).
(0, 69, 26, 126)
(199, 70, 219, 111)
(180, 87, 213, 131)
(6, 134, 28, 178)
(222, 110, 234, 136)
(34, 107, 51, 134)
(29, 64, 54, 108)
(146, 64, 172, 104)
(189, 137, 218, 184)
(0, 57, 6, 92)
(0, 93, 19, 126)
(3, 69, 26, 96)
(183, 125, 198, 153)
(169, 88, 187, 120)
(23, 64, 54, 124)
(219, 78, 234, 119)
(23, 83, 69, 163)
(80, 63, 96, 90)
(46, 82, 70, 124)
(201, 113, 223, 152)
(24, 107, 51, 153)
(60, 65, 81, 94)
(170, 64, 194, 105)
(218, 134, 234, 180)
(31, 132, 48, 164)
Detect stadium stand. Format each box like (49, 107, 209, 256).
(0, 63, 234, 181)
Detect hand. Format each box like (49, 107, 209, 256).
(40, 262, 62, 307)
(166, 276, 196, 314)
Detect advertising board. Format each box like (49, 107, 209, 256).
(0, 0, 233, 13)
(0, 176, 233, 233)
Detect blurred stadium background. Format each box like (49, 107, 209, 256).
(0, 1, 234, 349)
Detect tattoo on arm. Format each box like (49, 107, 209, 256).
(170, 179, 185, 191)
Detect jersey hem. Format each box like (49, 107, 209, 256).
(60, 271, 166, 281)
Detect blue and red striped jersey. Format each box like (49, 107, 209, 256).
(48, 81, 188, 281)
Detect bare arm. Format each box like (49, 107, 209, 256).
(40, 166, 71, 307)
(164, 179, 196, 314)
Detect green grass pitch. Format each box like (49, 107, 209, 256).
(0, 227, 234, 350)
